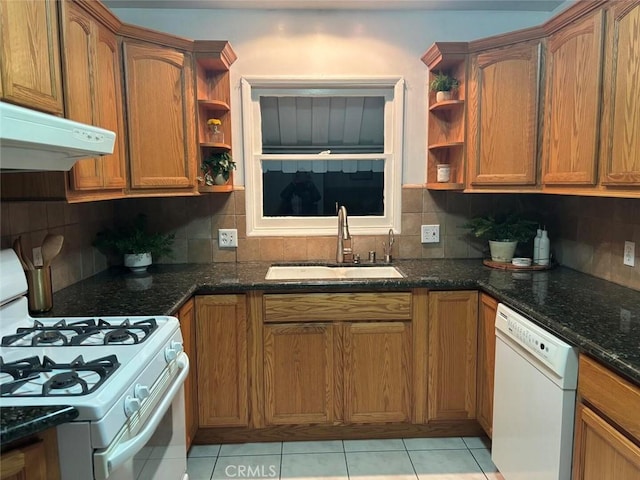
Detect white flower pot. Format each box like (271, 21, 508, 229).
(214, 174, 228, 185)
(124, 252, 152, 274)
(489, 240, 518, 263)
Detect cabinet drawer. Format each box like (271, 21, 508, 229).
(579, 355, 640, 441)
(264, 292, 412, 323)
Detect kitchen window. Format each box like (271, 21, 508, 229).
(241, 76, 404, 236)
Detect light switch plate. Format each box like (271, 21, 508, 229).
(624, 241, 635, 267)
(218, 229, 238, 248)
(421, 225, 440, 243)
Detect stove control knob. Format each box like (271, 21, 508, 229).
(124, 396, 141, 417)
(134, 384, 150, 401)
(165, 341, 184, 363)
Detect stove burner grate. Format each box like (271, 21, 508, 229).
(1, 318, 158, 347)
(0, 354, 120, 397)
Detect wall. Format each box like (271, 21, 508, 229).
(111, 6, 551, 184)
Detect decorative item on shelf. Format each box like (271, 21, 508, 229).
(429, 71, 459, 102)
(207, 118, 224, 143)
(436, 163, 451, 182)
(462, 213, 537, 263)
(199, 151, 236, 186)
(93, 214, 174, 274)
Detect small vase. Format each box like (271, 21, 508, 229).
(214, 174, 228, 185)
(209, 124, 224, 143)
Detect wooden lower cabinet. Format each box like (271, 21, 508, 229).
(263, 323, 335, 425)
(0, 429, 60, 480)
(177, 297, 197, 449)
(343, 321, 412, 423)
(573, 354, 640, 480)
(573, 404, 640, 480)
(195, 295, 248, 427)
(427, 291, 478, 421)
(476, 293, 497, 437)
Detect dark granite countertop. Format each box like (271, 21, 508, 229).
(1, 406, 78, 445)
(12, 259, 639, 441)
(44, 259, 640, 384)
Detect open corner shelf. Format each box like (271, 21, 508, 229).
(423, 42, 468, 190)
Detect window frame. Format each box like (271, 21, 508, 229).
(241, 76, 404, 237)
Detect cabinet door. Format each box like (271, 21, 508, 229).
(476, 293, 497, 438)
(196, 295, 248, 427)
(542, 9, 604, 186)
(427, 291, 478, 421)
(0, 440, 47, 480)
(123, 41, 197, 191)
(343, 322, 412, 424)
(467, 42, 541, 186)
(177, 298, 197, 449)
(60, 1, 126, 194)
(0, 0, 63, 114)
(263, 323, 335, 425)
(600, 0, 640, 186)
(573, 404, 640, 480)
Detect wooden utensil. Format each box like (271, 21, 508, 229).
(41, 234, 64, 268)
(13, 236, 35, 270)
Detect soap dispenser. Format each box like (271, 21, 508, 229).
(533, 228, 542, 264)
(538, 228, 550, 266)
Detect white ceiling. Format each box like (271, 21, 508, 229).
(103, 0, 566, 11)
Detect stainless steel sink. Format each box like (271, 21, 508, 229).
(265, 265, 404, 280)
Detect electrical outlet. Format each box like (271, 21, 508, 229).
(218, 229, 238, 248)
(421, 225, 440, 243)
(32, 247, 43, 267)
(624, 241, 635, 267)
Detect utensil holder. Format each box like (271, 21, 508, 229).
(26, 266, 53, 313)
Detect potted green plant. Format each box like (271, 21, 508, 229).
(93, 214, 175, 273)
(200, 151, 236, 186)
(430, 71, 460, 102)
(462, 213, 537, 263)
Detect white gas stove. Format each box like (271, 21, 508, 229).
(0, 249, 189, 480)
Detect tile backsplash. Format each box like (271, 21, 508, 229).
(1, 189, 638, 292)
(1, 201, 116, 292)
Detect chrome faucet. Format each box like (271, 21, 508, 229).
(336, 205, 353, 263)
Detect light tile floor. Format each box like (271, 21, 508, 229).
(187, 436, 505, 480)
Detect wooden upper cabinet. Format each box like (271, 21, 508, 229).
(0, 0, 64, 114)
(427, 291, 478, 421)
(343, 322, 412, 424)
(600, 0, 640, 187)
(60, 0, 126, 195)
(122, 41, 197, 192)
(467, 41, 542, 187)
(542, 8, 604, 186)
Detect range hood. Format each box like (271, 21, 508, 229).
(0, 102, 116, 171)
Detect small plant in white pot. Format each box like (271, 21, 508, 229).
(430, 71, 459, 102)
(93, 214, 175, 273)
(462, 213, 537, 263)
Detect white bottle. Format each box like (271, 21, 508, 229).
(533, 228, 542, 264)
(538, 229, 550, 266)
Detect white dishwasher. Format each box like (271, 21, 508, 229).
(492, 303, 578, 480)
